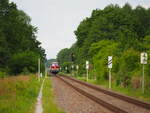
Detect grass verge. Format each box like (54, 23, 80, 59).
(42, 77, 65, 113)
(0, 75, 41, 113)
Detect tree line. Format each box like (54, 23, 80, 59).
(57, 4, 150, 89)
(0, 0, 46, 76)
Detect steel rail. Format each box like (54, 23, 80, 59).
(56, 76, 128, 113)
(60, 74, 150, 110)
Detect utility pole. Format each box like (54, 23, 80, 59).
(45, 63, 47, 78)
(38, 58, 40, 81)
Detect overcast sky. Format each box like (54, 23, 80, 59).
(10, 0, 150, 59)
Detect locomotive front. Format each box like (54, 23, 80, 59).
(50, 62, 60, 74)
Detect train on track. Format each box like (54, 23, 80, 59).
(50, 62, 60, 74)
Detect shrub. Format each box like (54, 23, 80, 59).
(116, 49, 140, 87)
(90, 40, 119, 81)
(0, 71, 7, 78)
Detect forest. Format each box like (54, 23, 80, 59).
(57, 4, 150, 90)
(0, 0, 46, 76)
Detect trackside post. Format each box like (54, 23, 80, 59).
(76, 65, 79, 76)
(71, 65, 74, 76)
(86, 61, 89, 81)
(140, 52, 148, 94)
(108, 56, 112, 89)
(38, 58, 40, 81)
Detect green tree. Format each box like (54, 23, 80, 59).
(0, 0, 46, 75)
(89, 40, 119, 80)
(57, 3, 150, 89)
(8, 51, 39, 75)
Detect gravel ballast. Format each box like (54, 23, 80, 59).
(52, 76, 114, 113)
(61, 76, 150, 113)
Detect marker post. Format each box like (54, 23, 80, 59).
(86, 61, 89, 81)
(38, 58, 40, 81)
(76, 65, 79, 76)
(108, 56, 112, 89)
(65, 67, 68, 73)
(71, 65, 74, 76)
(142, 64, 145, 93)
(140, 52, 148, 94)
(45, 63, 47, 78)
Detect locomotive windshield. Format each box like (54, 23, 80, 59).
(50, 62, 60, 74)
(51, 62, 58, 66)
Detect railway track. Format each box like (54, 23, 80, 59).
(56, 75, 150, 113)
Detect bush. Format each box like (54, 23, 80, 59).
(0, 71, 7, 78)
(116, 49, 140, 87)
(22, 67, 30, 75)
(8, 51, 39, 75)
(90, 40, 119, 81)
(131, 76, 141, 89)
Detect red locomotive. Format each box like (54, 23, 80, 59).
(50, 62, 60, 74)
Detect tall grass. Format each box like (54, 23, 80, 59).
(0, 75, 41, 113)
(42, 77, 65, 113)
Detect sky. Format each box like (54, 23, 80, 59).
(10, 0, 150, 59)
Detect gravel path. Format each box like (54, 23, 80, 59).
(52, 76, 114, 113)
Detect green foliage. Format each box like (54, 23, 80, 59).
(74, 18, 92, 47)
(116, 49, 140, 87)
(0, 0, 46, 75)
(22, 67, 30, 75)
(57, 48, 71, 66)
(90, 40, 119, 80)
(119, 49, 139, 74)
(8, 51, 39, 75)
(0, 71, 7, 78)
(61, 62, 72, 73)
(143, 35, 150, 50)
(57, 4, 150, 90)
